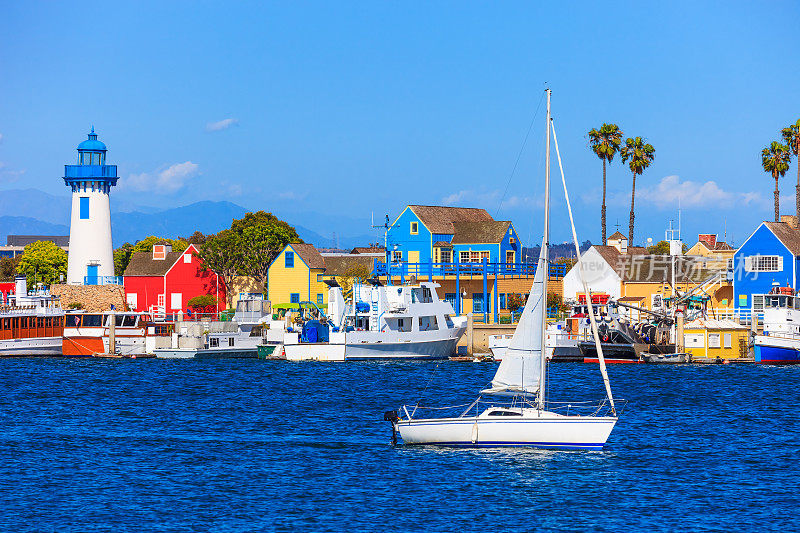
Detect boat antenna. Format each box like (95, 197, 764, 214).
(538, 88, 551, 412)
(551, 117, 616, 415)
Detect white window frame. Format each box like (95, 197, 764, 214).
(708, 333, 721, 348)
(724, 333, 732, 349)
(183, 253, 192, 264)
(126, 293, 138, 309)
(744, 255, 782, 272)
(392, 250, 402, 262)
(171, 293, 182, 310)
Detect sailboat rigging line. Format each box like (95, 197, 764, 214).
(414, 361, 443, 407)
(496, 90, 546, 218)
(550, 118, 617, 415)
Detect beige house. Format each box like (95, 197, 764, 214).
(685, 234, 735, 269)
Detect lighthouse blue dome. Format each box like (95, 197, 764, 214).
(77, 127, 107, 152)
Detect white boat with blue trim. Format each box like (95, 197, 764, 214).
(386, 89, 621, 449)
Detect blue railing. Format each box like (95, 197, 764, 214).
(64, 164, 118, 179)
(84, 276, 123, 286)
(372, 260, 567, 279)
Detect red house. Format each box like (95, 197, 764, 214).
(123, 243, 225, 315)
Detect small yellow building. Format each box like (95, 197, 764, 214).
(268, 243, 328, 307)
(683, 318, 749, 360)
(685, 234, 735, 269)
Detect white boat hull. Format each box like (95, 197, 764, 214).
(284, 336, 460, 362)
(397, 412, 617, 450)
(0, 337, 63, 356)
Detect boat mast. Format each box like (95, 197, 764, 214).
(538, 88, 551, 411)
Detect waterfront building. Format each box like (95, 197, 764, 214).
(732, 216, 800, 316)
(123, 243, 226, 315)
(267, 243, 376, 307)
(63, 128, 118, 285)
(683, 318, 748, 360)
(268, 244, 328, 307)
(386, 205, 521, 268)
(0, 235, 69, 259)
(686, 234, 735, 269)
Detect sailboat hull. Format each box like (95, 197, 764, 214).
(397, 413, 617, 450)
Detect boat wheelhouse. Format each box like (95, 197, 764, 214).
(753, 288, 800, 364)
(62, 311, 172, 357)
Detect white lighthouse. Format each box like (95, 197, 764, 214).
(63, 127, 118, 285)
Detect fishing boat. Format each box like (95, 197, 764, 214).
(753, 288, 800, 364)
(283, 280, 466, 361)
(0, 277, 65, 356)
(385, 90, 621, 449)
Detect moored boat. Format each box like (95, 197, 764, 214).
(753, 289, 800, 364)
(0, 277, 65, 357)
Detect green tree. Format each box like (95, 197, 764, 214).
(620, 136, 656, 245)
(114, 243, 135, 276)
(336, 262, 373, 298)
(16, 241, 68, 286)
(0, 256, 20, 282)
(231, 211, 301, 295)
(131, 236, 189, 254)
(647, 240, 670, 255)
(781, 119, 800, 220)
(762, 141, 792, 222)
(196, 229, 242, 306)
(588, 124, 623, 245)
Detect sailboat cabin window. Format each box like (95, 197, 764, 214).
(488, 410, 522, 417)
(444, 314, 455, 328)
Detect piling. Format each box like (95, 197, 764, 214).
(466, 313, 474, 355)
(108, 309, 116, 355)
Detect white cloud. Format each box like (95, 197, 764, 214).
(277, 190, 308, 201)
(638, 175, 732, 207)
(0, 133, 4, 144)
(205, 118, 239, 132)
(127, 161, 199, 193)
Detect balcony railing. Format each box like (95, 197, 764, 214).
(84, 275, 123, 286)
(372, 259, 567, 279)
(64, 164, 118, 179)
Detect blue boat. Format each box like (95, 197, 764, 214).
(753, 290, 800, 364)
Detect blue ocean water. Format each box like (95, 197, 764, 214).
(0, 359, 797, 532)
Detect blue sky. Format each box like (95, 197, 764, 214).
(1, 1, 799, 248)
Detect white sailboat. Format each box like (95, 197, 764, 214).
(385, 89, 621, 449)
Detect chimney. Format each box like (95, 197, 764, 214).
(698, 234, 717, 249)
(781, 215, 799, 230)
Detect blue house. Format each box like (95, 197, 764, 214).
(386, 205, 522, 269)
(732, 219, 800, 314)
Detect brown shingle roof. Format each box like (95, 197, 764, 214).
(124, 250, 184, 276)
(451, 221, 511, 244)
(607, 231, 627, 240)
(290, 243, 326, 269)
(408, 205, 493, 234)
(350, 246, 384, 254)
(764, 222, 800, 256)
(322, 255, 375, 277)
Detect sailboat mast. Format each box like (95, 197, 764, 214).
(538, 88, 551, 411)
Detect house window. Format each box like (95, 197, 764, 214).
(744, 255, 782, 272)
(499, 293, 507, 309)
(708, 333, 721, 348)
(126, 293, 138, 310)
(285, 251, 294, 268)
(506, 250, 514, 264)
(392, 250, 402, 262)
(460, 251, 470, 263)
(444, 293, 456, 308)
(473, 293, 489, 313)
(739, 294, 748, 307)
(170, 293, 182, 310)
(724, 333, 732, 349)
(290, 293, 300, 304)
(410, 221, 419, 235)
(183, 253, 192, 264)
(440, 250, 451, 263)
(481, 251, 490, 261)
(317, 273, 323, 282)
(316, 293, 323, 305)
(470, 251, 480, 262)
(79, 197, 90, 219)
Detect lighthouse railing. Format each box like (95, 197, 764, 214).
(84, 275, 124, 286)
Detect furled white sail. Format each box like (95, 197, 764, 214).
(483, 256, 545, 395)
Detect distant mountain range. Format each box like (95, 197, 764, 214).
(0, 188, 376, 249)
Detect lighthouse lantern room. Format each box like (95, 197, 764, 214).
(63, 128, 119, 285)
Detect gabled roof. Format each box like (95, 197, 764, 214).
(322, 255, 375, 277)
(693, 240, 734, 252)
(451, 221, 512, 244)
(607, 231, 627, 241)
(124, 249, 184, 276)
(350, 246, 384, 255)
(289, 243, 326, 269)
(763, 222, 800, 256)
(408, 205, 493, 234)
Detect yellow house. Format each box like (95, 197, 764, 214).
(685, 234, 735, 269)
(268, 243, 328, 307)
(683, 318, 749, 360)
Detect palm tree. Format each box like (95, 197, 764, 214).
(588, 124, 623, 245)
(781, 119, 800, 220)
(619, 136, 655, 245)
(762, 141, 792, 222)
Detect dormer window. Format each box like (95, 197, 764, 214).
(153, 245, 167, 260)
